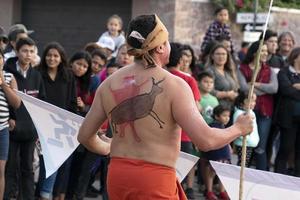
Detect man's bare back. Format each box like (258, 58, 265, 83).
(101, 63, 184, 167)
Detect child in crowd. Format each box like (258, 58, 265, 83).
(98, 14, 126, 57)
(197, 71, 219, 194)
(233, 91, 259, 167)
(204, 104, 231, 200)
(198, 71, 219, 124)
(201, 7, 233, 54)
(70, 51, 100, 116)
(91, 49, 107, 78)
(115, 44, 134, 66)
(106, 61, 121, 77)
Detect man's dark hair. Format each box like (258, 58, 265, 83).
(16, 37, 35, 52)
(259, 29, 277, 42)
(126, 15, 156, 49)
(166, 42, 184, 68)
(197, 71, 214, 82)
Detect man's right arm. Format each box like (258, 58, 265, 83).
(171, 78, 253, 152)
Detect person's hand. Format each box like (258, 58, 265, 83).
(254, 82, 261, 87)
(235, 113, 254, 136)
(293, 83, 300, 90)
(8, 119, 16, 131)
(77, 97, 85, 110)
(227, 90, 238, 101)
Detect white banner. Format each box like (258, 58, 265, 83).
(18, 91, 199, 180)
(211, 161, 300, 200)
(17, 91, 82, 178)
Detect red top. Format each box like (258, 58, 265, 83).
(239, 63, 274, 117)
(170, 69, 201, 142)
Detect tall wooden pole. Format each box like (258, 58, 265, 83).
(238, 1, 274, 199)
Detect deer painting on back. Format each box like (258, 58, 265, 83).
(109, 77, 165, 142)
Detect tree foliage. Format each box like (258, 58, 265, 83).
(212, 0, 300, 14)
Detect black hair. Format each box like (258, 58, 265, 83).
(213, 104, 231, 119)
(126, 14, 156, 49)
(215, 34, 231, 42)
(166, 42, 184, 68)
(197, 71, 214, 82)
(234, 90, 248, 109)
(106, 57, 121, 68)
(182, 44, 196, 71)
(16, 37, 35, 52)
(214, 6, 228, 15)
(242, 41, 260, 65)
(70, 51, 92, 92)
(200, 40, 218, 63)
(38, 42, 70, 81)
(91, 49, 107, 64)
(259, 29, 277, 42)
(241, 42, 249, 48)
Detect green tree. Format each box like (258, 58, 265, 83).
(212, 0, 300, 14)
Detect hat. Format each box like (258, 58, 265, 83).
(97, 36, 115, 51)
(8, 24, 34, 35)
(0, 26, 8, 43)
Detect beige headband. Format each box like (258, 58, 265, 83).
(127, 14, 169, 68)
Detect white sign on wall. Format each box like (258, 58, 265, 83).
(237, 13, 272, 24)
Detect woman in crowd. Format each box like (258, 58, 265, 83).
(238, 41, 278, 171)
(275, 47, 300, 177)
(37, 42, 77, 200)
(205, 44, 239, 108)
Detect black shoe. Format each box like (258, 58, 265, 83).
(185, 187, 195, 199)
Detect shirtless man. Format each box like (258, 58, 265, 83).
(78, 14, 253, 200)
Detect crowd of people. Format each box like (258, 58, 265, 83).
(0, 5, 299, 200)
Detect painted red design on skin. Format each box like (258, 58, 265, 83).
(109, 77, 165, 142)
(109, 76, 148, 141)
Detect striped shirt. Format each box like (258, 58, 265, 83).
(0, 71, 13, 130)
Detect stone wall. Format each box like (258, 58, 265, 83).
(174, 0, 244, 56)
(270, 7, 300, 46)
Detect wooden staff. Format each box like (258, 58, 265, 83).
(238, 0, 274, 199)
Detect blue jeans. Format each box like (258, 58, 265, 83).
(0, 128, 9, 160)
(254, 113, 272, 170)
(38, 156, 57, 199)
